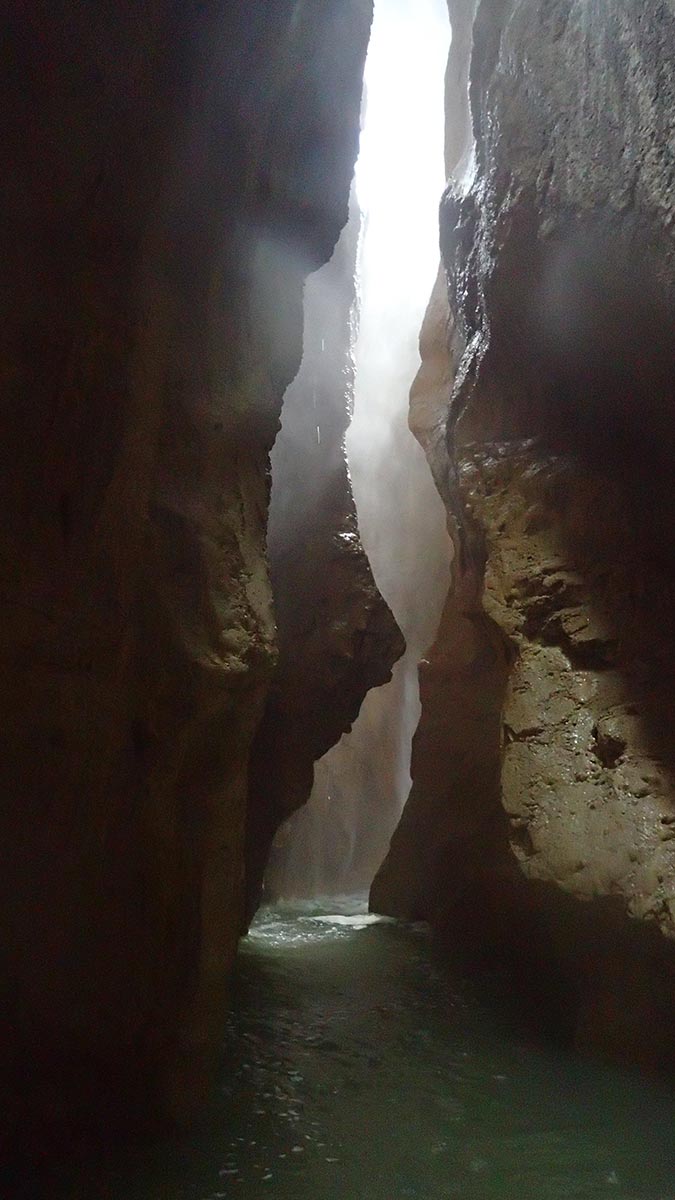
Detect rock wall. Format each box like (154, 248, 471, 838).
(266, 673, 406, 898)
(246, 192, 404, 915)
(373, 0, 675, 1068)
(1, 0, 374, 1149)
(265, 0, 452, 903)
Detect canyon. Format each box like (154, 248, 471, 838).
(2, 0, 675, 1162)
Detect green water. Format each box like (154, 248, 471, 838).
(24, 897, 675, 1199)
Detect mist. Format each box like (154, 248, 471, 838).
(266, 0, 451, 899)
(348, 0, 452, 789)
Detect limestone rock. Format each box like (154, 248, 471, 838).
(245, 192, 404, 918)
(0, 0, 373, 1148)
(374, 0, 675, 1070)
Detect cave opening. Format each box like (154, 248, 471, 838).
(263, 0, 451, 903)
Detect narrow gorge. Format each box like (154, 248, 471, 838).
(2, 1, 675, 1196)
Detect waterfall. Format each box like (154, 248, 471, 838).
(266, 0, 451, 900)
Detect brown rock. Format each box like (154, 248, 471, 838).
(373, 0, 675, 1072)
(245, 192, 404, 917)
(0, 0, 374, 1148)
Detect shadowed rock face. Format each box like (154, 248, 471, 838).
(0, 0, 377, 1149)
(373, 0, 675, 1069)
(245, 194, 404, 918)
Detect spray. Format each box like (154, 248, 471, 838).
(267, 0, 452, 899)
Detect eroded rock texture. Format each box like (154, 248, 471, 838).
(373, 0, 675, 1067)
(246, 194, 404, 915)
(1, 0, 373, 1147)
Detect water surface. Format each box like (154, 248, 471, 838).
(28, 896, 675, 1199)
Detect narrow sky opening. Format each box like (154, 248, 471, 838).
(354, 0, 450, 374)
(346, 0, 451, 812)
(265, 0, 451, 900)
(347, 0, 451, 612)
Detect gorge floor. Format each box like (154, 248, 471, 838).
(18, 897, 675, 1200)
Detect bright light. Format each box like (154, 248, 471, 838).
(346, 0, 452, 817)
(265, 0, 453, 898)
(347, 0, 451, 610)
(354, 0, 450, 323)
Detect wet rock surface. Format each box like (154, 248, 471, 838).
(0, 0, 374, 1147)
(373, 0, 675, 1069)
(246, 195, 404, 919)
(464, 442, 675, 929)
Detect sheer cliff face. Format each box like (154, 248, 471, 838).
(373, 0, 675, 1067)
(246, 195, 404, 915)
(1, 1, 379, 1145)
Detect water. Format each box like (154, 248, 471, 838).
(22, 897, 675, 1199)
